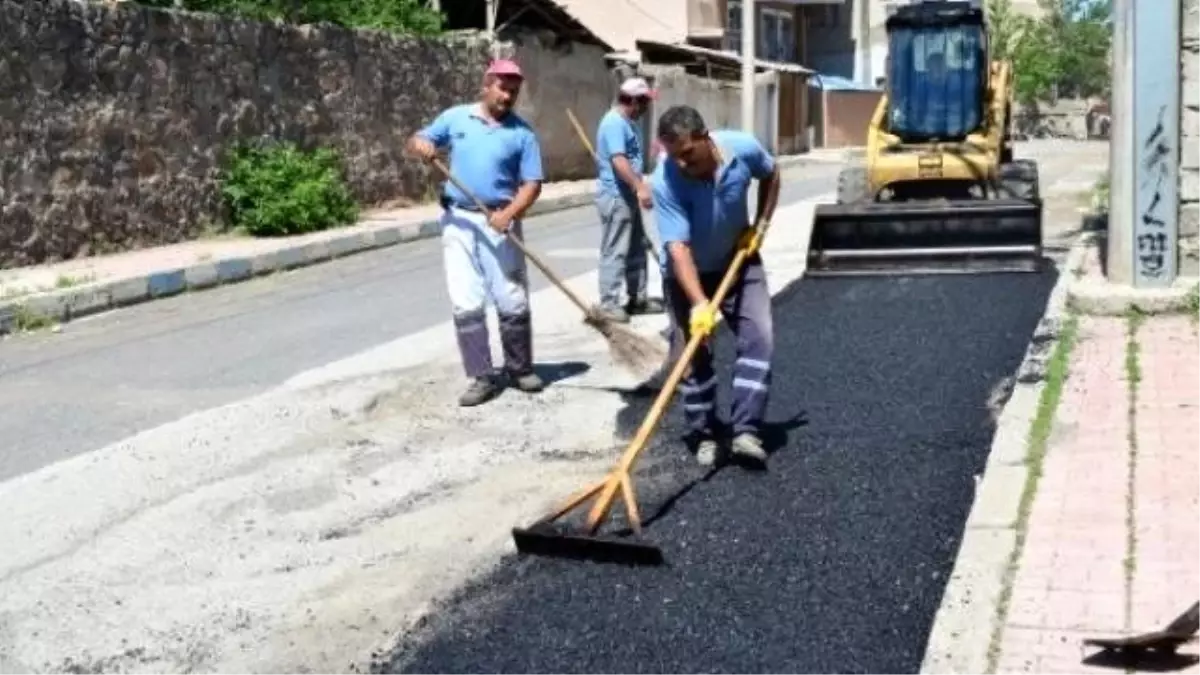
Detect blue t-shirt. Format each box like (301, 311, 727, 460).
(651, 129, 777, 274)
(595, 108, 645, 199)
(417, 103, 544, 209)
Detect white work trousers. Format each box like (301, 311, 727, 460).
(441, 207, 530, 317)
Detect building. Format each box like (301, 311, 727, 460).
(556, 0, 846, 66)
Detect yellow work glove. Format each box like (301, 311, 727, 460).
(689, 303, 717, 338)
(738, 224, 766, 255)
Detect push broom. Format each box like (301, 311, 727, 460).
(564, 108, 662, 268)
(510, 216, 775, 566)
(430, 158, 666, 381)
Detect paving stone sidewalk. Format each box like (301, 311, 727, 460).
(993, 310, 1199, 673)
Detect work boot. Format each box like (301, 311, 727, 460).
(731, 432, 768, 464)
(507, 369, 546, 393)
(694, 437, 724, 467)
(627, 297, 666, 316)
(458, 375, 503, 407)
(593, 304, 630, 323)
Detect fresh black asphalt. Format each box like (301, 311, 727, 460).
(374, 268, 1058, 674)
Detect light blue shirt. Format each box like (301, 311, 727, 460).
(417, 103, 544, 209)
(595, 108, 645, 199)
(651, 129, 777, 274)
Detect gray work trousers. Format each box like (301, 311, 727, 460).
(596, 191, 649, 309)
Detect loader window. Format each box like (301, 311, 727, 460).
(887, 24, 984, 140)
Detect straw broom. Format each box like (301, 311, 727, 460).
(429, 158, 667, 380)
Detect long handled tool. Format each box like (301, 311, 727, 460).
(430, 158, 665, 380)
(511, 218, 774, 566)
(565, 108, 662, 267)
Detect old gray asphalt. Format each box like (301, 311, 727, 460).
(0, 168, 837, 482)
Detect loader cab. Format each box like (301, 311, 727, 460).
(884, 1, 987, 142)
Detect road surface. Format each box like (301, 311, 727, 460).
(376, 269, 1058, 674)
(0, 165, 836, 481)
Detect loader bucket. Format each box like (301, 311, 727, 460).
(806, 198, 1044, 276)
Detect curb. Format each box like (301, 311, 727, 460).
(0, 155, 834, 336)
(0, 191, 592, 336)
(919, 239, 1089, 674)
(1064, 233, 1199, 316)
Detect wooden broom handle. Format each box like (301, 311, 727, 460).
(566, 109, 597, 157)
(430, 157, 595, 317)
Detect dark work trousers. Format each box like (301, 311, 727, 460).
(664, 255, 774, 438)
(596, 190, 649, 309)
(441, 205, 533, 379)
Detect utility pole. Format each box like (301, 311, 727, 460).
(740, 0, 756, 135)
(486, 0, 497, 35)
(1108, 0, 1180, 287)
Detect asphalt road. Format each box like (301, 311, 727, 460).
(375, 269, 1058, 674)
(0, 168, 837, 482)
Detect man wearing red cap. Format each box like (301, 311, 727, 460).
(406, 59, 546, 407)
(591, 76, 666, 324)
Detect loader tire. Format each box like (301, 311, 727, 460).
(836, 165, 870, 204)
(998, 159, 1040, 201)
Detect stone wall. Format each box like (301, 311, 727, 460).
(0, 0, 616, 268)
(1180, 0, 1199, 276)
(1013, 98, 1111, 141)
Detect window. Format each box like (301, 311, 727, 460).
(759, 7, 795, 62)
(726, 1, 795, 62)
(726, 0, 743, 53)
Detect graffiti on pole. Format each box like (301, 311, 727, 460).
(1135, 105, 1172, 280)
(1130, 0, 1180, 287)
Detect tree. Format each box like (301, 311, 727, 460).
(986, 0, 1111, 105)
(133, 0, 445, 36)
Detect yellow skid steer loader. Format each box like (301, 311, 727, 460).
(807, 0, 1044, 276)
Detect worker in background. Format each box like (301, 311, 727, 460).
(649, 105, 781, 467)
(406, 59, 546, 408)
(592, 76, 666, 323)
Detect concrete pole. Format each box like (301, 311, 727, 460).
(1107, 0, 1134, 284)
(1108, 0, 1181, 287)
(486, 0, 497, 35)
(741, 0, 756, 135)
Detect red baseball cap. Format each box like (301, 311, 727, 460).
(486, 59, 524, 79)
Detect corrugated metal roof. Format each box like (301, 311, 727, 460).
(809, 73, 880, 90)
(634, 39, 816, 75)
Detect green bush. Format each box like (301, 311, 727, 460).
(219, 140, 359, 237)
(133, 0, 444, 35)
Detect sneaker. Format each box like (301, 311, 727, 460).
(731, 432, 768, 463)
(695, 438, 723, 467)
(458, 376, 503, 407)
(627, 297, 666, 316)
(508, 369, 546, 393)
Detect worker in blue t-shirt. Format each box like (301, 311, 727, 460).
(649, 105, 782, 468)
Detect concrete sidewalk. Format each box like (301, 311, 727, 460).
(0, 151, 847, 336)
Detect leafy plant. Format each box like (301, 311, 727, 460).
(133, 0, 444, 35)
(987, 0, 1111, 105)
(219, 140, 359, 237)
